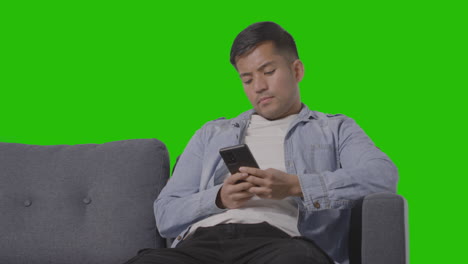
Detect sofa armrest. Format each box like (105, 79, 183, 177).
(361, 193, 409, 264)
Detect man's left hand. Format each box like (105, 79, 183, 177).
(239, 167, 303, 199)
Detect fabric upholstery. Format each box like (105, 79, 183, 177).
(0, 139, 169, 264)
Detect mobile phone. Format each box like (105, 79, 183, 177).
(219, 144, 259, 175)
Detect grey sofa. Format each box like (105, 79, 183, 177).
(0, 139, 409, 264)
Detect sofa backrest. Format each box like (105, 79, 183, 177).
(0, 139, 169, 264)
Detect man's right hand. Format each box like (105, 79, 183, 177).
(216, 172, 256, 209)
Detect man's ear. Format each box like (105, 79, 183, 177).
(292, 59, 304, 83)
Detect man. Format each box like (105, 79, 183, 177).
(125, 21, 398, 264)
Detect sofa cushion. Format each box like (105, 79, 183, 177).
(0, 139, 169, 264)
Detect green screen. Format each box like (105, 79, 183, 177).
(1, 1, 466, 262)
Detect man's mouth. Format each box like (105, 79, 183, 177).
(258, 96, 274, 104)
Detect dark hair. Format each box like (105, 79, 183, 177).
(230, 21, 299, 67)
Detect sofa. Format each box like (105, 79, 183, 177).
(0, 139, 409, 264)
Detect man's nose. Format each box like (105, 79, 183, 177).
(253, 76, 268, 93)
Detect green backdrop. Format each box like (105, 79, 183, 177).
(1, 1, 466, 262)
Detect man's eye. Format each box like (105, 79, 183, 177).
(265, 69, 276, 75)
(244, 79, 252, 84)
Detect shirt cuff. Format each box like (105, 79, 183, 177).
(198, 183, 228, 216)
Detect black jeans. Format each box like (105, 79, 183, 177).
(124, 222, 334, 264)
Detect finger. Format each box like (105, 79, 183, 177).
(248, 186, 271, 197)
(230, 182, 256, 193)
(230, 191, 254, 201)
(245, 175, 265, 186)
(239, 167, 266, 178)
(225, 172, 249, 184)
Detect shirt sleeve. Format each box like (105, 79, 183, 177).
(296, 116, 398, 211)
(153, 127, 227, 238)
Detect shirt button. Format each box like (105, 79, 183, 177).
(24, 200, 32, 207)
(177, 236, 182, 240)
(83, 198, 92, 204)
(313, 202, 321, 209)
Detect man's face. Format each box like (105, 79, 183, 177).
(236, 41, 304, 120)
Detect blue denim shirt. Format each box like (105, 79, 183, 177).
(154, 104, 398, 264)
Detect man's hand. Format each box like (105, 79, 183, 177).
(239, 167, 303, 199)
(216, 172, 256, 209)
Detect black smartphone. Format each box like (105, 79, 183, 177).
(219, 144, 259, 175)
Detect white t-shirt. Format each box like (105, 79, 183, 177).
(185, 113, 300, 238)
